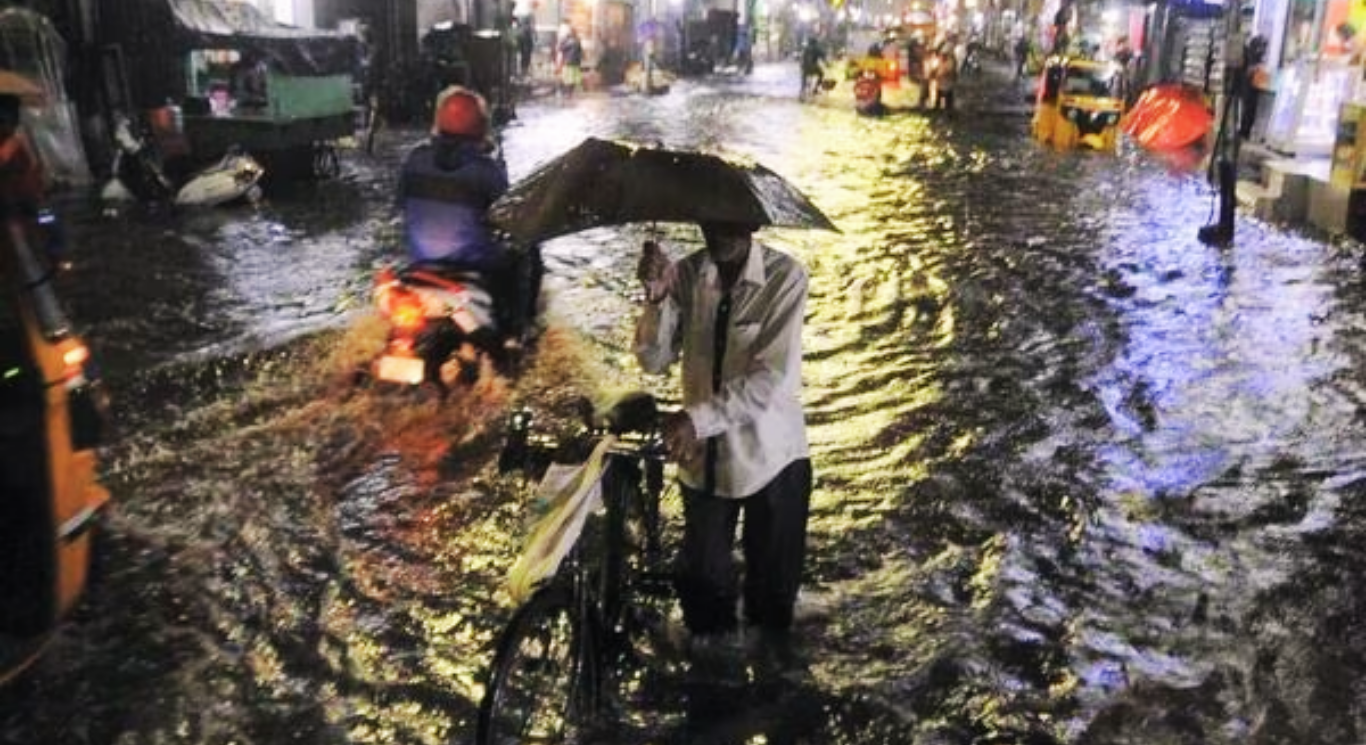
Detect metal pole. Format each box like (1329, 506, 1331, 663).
(1198, 3, 1244, 246)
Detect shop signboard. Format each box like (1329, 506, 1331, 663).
(1267, 59, 1357, 157)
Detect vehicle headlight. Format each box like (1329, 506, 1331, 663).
(1064, 107, 1079, 122)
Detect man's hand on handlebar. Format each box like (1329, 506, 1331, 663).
(662, 410, 703, 470)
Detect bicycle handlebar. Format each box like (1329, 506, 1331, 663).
(498, 391, 672, 478)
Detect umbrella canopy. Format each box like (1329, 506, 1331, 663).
(1121, 84, 1213, 152)
(489, 137, 839, 244)
(0, 70, 44, 105)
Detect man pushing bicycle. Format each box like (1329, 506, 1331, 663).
(635, 221, 814, 673)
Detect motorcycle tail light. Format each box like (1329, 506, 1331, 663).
(374, 266, 398, 293)
(388, 289, 427, 333)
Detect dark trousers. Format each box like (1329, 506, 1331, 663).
(1239, 91, 1260, 140)
(801, 70, 822, 97)
(502, 244, 543, 340)
(676, 458, 813, 636)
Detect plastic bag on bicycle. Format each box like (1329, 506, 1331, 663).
(506, 435, 616, 602)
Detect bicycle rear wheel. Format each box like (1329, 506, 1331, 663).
(474, 586, 598, 745)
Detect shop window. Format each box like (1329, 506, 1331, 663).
(1281, 0, 1319, 63)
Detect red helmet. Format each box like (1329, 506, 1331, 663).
(432, 86, 489, 138)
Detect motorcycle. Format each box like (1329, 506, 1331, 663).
(370, 252, 541, 396)
(99, 114, 265, 208)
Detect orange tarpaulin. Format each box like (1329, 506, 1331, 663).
(1122, 84, 1214, 151)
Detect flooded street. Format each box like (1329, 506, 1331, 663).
(5, 59, 1366, 744)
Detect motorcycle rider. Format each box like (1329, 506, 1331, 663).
(398, 85, 539, 352)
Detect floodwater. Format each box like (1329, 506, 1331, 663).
(4, 60, 1366, 745)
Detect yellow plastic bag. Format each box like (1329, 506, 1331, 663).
(506, 435, 616, 603)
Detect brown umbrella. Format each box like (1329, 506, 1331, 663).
(0, 70, 45, 105)
(489, 137, 839, 244)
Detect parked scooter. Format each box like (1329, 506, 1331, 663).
(100, 114, 264, 208)
(370, 253, 540, 396)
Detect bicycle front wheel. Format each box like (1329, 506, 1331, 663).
(474, 586, 598, 745)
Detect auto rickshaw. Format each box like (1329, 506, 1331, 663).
(0, 216, 110, 685)
(1031, 56, 1126, 152)
(844, 28, 903, 82)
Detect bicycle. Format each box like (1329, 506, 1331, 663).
(474, 391, 683, 745)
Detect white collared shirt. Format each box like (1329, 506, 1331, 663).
(634, 242, 810, 498)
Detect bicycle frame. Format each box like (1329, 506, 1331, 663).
(595, 444, 671, 659)
(477, 397, 677, 744)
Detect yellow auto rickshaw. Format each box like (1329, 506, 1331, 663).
(0, 216, 110, 685)
(1032, 56, 1126, 151)
(845, 32, 903, 82)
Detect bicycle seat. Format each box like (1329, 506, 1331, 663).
(588, 391, 658, 435)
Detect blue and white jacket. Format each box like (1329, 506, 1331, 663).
(399, 136, 509, 271)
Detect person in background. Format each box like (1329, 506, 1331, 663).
(960, 32, 981, 76)
(734, 23, 754, 74)
(930, 41, 958, 112)
(799, 36, 827, 99)
(1014, 34, 1031, 79)
(229, 51, 269, 109)
(1336, 22, 1365, 63)
(853, 68, 886, 117)
(515, 19, 535, 78)
(1111, 35, 1135, 103)
(1050, 1, 1076, 54)
(513, 0, 536, 77)
(634, 221, 814, 672)
(557, 26, 584, 96)
(908, 33, 929, 106)
(0, 94, 44, 219)
(1239, 35, 1270, 141)
(1112, 35, 1134, 67)
(640, 16, 662, 91)
(398, 86, 537, 340)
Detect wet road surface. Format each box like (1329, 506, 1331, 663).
(4, 59, 1366, 744)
